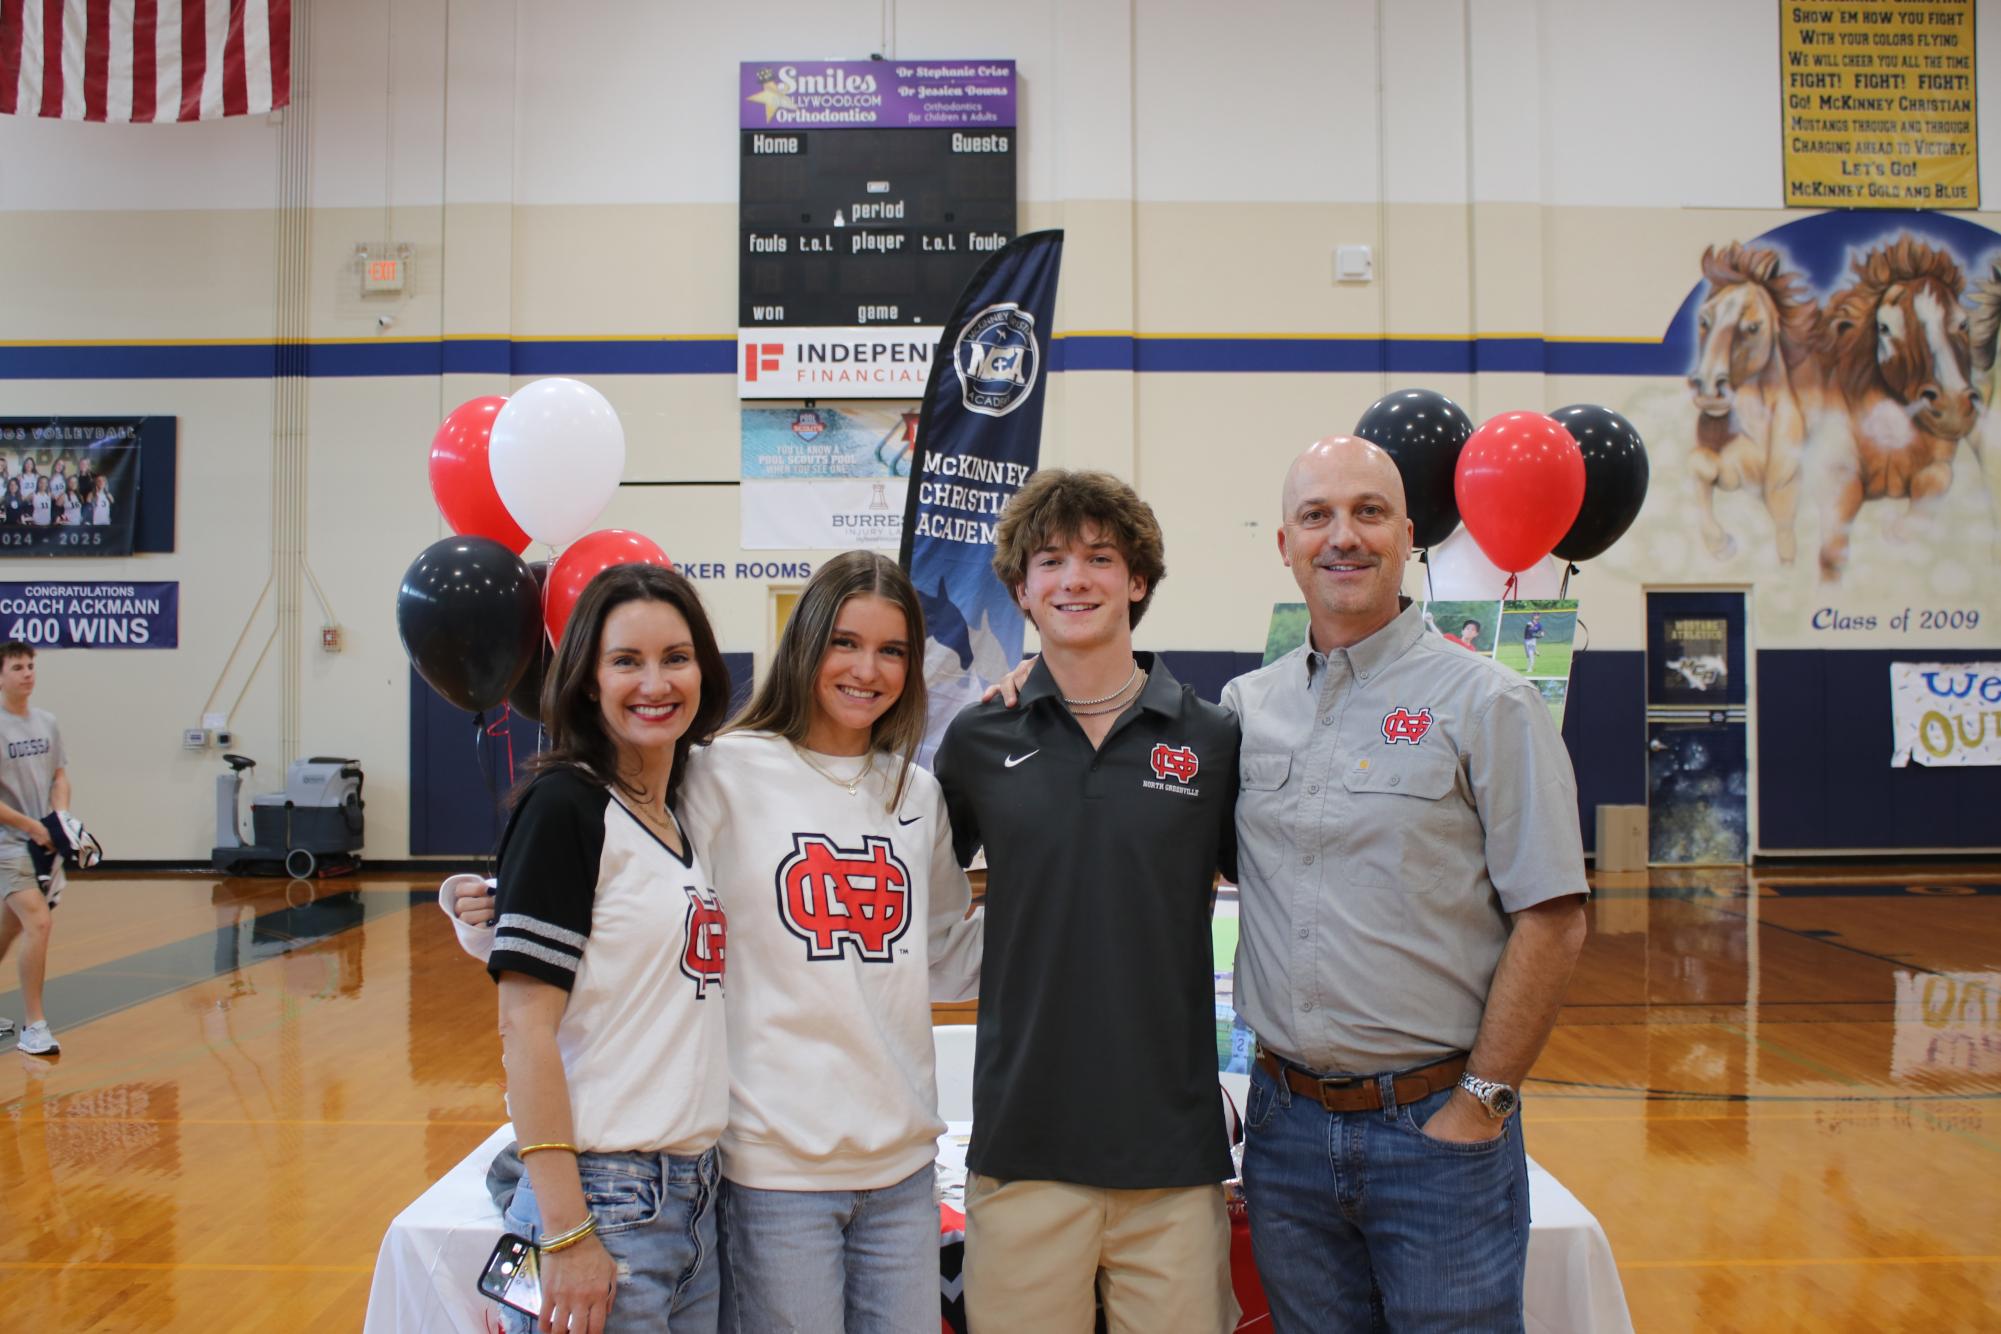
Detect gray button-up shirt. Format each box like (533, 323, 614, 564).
(1220, 602, 1588, 1074)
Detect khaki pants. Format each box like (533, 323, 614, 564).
(963, 1173, 1238, 1333)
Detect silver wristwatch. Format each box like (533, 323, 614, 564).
(1457, 1073, 1519, 1121)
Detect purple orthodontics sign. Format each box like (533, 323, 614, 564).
(740, 60, 1016, 130)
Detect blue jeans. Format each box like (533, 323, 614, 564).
(500, 1146, 722, 1334)
(717, 1163, 939, 1333)
(1241, 1064, 1530, 1333)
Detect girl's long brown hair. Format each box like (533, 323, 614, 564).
(727, 550, 928, 809)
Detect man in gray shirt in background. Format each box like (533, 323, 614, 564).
(0, 640, 71, 1056)
(1223, 436, 1589, 1331)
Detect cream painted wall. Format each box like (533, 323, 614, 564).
(3, 0, 1999, 856)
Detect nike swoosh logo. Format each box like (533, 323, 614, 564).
(1004, 750, 1039, 768)
(897, 814, 922, 826)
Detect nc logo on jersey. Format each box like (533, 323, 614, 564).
(679, 887, 728, 998)
(1381, 707, 1434, 745)
(1149, 743, 1200, 784)
(776, 834, 912, 962)
(955, 303, 1040, 417)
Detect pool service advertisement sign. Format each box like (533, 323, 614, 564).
(0, 582, 178, 649)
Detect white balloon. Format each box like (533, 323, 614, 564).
(1423, 526, 1566, 601)
(488, 378, 627, 547)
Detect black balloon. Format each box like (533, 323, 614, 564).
(1548, 404, 1650, 562)
(396, 536, 543, 713)
(508, 561, 553, 725)
(1352, 388, 1474, 547)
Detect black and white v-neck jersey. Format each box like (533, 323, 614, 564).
(488, 768, 729, 1156)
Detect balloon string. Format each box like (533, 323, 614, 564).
(1559, 563, 1578, 598)
(485, 704, 518, 788)
(471, 710, 499, 880)
(1502, 572, 1519, 602)
(1419, 547, 1434, 602)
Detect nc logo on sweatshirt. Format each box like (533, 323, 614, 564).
(680, 887, 728, 998)
(776, 834, 912, 963)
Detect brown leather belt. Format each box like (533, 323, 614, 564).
(1255, 1049, 1468, 1113)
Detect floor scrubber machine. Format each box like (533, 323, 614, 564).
(212, 753, 365, 878)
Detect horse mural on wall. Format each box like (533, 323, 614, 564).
(1810, 237, 1979, 580)
(1686, 235, 1990, 582)
(1960, 262, 2001, 563)
(1686, 243, 1817, 564)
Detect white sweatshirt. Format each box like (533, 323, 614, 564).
(443, 734, 982, 1192)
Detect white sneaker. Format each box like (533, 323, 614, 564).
(17, 1020, 58, 1055)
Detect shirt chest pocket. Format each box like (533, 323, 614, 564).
(1232, 751, 1292, 866)
(1338, 749, 1461, 893)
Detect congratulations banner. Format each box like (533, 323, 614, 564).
(1782, 0, 1978, 209)
(0, 582, 178, 649)
(899, 229, 1063, 763)
(1890, 660, 2001, 765)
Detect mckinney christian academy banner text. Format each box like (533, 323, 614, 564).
(0, 581, 177, 648)
(899, 229, 1063, 763)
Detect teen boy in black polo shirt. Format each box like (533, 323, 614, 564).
(934, 470, 1241, 1333)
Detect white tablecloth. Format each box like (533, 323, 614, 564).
(364, 1125, 517, 1334)
(366, 1123, 1631, 1334)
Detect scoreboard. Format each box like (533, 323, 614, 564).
(737, 60, 1017, 399)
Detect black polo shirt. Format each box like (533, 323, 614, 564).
(934, 652, 1239, 1189)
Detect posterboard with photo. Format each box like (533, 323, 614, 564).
(1420, 598, 1579, 730)
(1257, 597, 1581, 730)
(0, 418, 145, 556)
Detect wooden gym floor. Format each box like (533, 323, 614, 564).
(0, 865, 1997, 1331)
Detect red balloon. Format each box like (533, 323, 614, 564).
(429, 396, 531, 554)
(544, 529, 673, 646)
(1453, 412, 1585, 574)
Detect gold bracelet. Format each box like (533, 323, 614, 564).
(517, 1141, 578, 1158)
(537, 1216, 597, 1254)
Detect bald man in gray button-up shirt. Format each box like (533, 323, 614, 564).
(1223, 435, 1588, 1333)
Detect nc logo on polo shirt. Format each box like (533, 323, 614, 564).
(680, 886, 728, 998)
(1149, 743, 1200, 784)
(955, 303, 1040, 417)
(1381, 707, 1434, 745)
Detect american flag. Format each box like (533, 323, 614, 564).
(0, 0, 291, 123)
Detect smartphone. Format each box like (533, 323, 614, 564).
(477, 1232, 543, 1317)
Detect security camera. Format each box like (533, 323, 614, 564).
(376, 314, 397, 331)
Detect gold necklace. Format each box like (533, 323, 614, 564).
(793, 743, 874, 795)
(620, 795, 680, 844)
(1066, 670, 1147, 716)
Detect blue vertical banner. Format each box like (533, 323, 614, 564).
(898, 229, 1064, 762)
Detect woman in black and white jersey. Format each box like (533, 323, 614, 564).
(482, 563, 735, 1334)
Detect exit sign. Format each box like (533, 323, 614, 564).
(363, 257, 406, 293)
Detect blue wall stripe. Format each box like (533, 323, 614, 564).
(509, 339, 739, 376)
(0, 334, 1689, 380)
